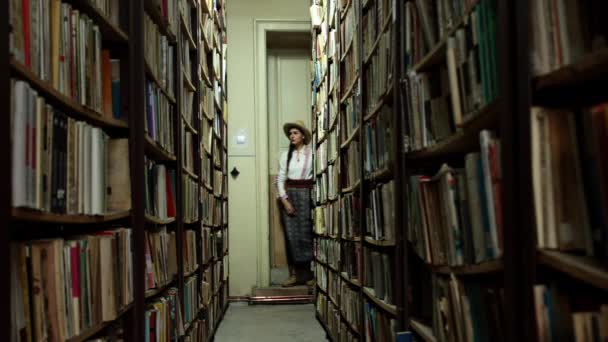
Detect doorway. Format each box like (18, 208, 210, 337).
(266, 32, 312, 286)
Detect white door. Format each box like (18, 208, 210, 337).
(267, 47, 311, 284)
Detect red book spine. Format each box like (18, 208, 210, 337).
(71, 243, 80, 298)
(23, 0, 31, 68)
(69, 10, 74, 99)
(149, 310, 156, 342)
(166, 171, 176, 217)
(489, 141, 503, 250)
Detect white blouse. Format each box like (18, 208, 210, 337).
(276, 146, 313, 199)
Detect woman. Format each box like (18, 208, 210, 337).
(276, 120, 314, 287)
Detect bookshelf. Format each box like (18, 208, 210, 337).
(4, 0, 229, 341)
(315, 0, 608, 341)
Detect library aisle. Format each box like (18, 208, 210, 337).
(215, 304, 329, 342)
(7, 0, 608, 341)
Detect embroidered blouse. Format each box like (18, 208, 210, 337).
(276, 145, 313, 199)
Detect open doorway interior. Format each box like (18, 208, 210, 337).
(266, 31, 312, 286)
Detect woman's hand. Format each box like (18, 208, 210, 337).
(282, 199, 296, 216)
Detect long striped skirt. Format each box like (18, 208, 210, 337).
(281, 179, 314, 265)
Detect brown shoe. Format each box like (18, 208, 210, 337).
(281, 275, 297, 287)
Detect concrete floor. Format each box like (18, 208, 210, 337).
(214, 303, 329, 342)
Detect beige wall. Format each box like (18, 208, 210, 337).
(226, 0, 310, 296)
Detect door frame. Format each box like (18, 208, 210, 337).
(253, 19, 310, 287)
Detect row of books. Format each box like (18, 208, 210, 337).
(362, 0, 391, 60)
(201, 227, 213, 264)
(202, 87, 215, 124)
(150, 0, 179, 34)
(183, 129, 196, 174)
(317, 291, 342, 340)
(202, 191, 224, 226)
(314, 202, 339, 237)
(145, 13, 176, 98)
(340, 281, 361, 329)
(145, 80, 176, 155)
(364, 106, 393, 175)
(145, 227, 177, 290)
(10, 229, 133, 342)
(10, 0, 118, 116)
(88, 0, 121, 24)
(340, 193, 361, 239)
(365, 181, 395, 242)
(341, 96, 360, 143)
(184, 230, 198, 275)
(144, 161, 177, 220)
(530, 0, 608, 76)
(364, 27, 392, 114)
(342, 241, 361, 282)
(315, 166, 338, 203)
(445, 0, 498, 125)
(403, 64, 453, 149)
(183, 275, 200, 326)
(363, 248, 394, 305)
(364, 300, 396, 341)
(342, 144, 361, 189)
(317, 261, 328, 293)
(430, 275, 504, 342)
(531, 105, 608, 260)
(183, 319, 207, 342)
(534, 283, 608, 341)
(316, 138, 328, 172)
(328, 269, 340, 305)
(11, 80, 131, 214)
(404, 0, 478, 68)
(404, 0, 499, 150)
(315, 77, 329, 118)
(183, 175, 200, 223)
(408, 130, 502, 265)
(145, 288, 184, 341)
(315, 237, 341, 269)
(213, 169, 225, 196)
(182, 87, 196, 129)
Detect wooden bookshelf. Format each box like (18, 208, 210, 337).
(341, 313, 360, 335)
(366, 166, 392, 182)
(410, 319, 437, 342)
(364, 236, 396, 247)
(363, 287, 397, 316)
(10, 59, 129, 130)
(340, 75, 359, 104)
(182, 115, 199, 134)
(363, 16, 392, 65)
(340, 271, 362, 288)
(180, 14, 197, 51)
(145, 278, 178, 299)
(3, 0, 229, 339)
(432, 258, 503, 276)
(145, 61, 177, 104)
(145, 214, 176, 225)
(11, 208, 131, 224)
(183, 68, 197, 91)
(341, 179, 361, 194)
(340, 126, 360, 149)
(538, 250, 608, 290)
(183, 167, 199, 181)
(145, 135, 177, 161)
(534, 48, 608, 91)
(406, 100, 500, 160)
(66, 303, 134, 342)
(144, 0, 177, 43)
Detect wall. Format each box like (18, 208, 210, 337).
(226, 0, 310, 296)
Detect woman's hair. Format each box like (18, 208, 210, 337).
(286, 127, 304, 174)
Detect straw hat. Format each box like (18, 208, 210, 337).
(283, 120, 312, 145)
